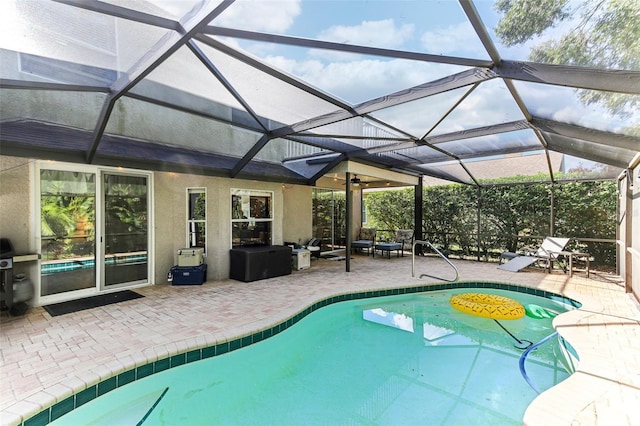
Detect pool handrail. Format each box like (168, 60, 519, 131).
(519, 331, 559, 394)
(558, 334, 578, 374)
(412, 240, 460, 282)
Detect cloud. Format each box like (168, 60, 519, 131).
(317, 19, 415, 49)
(215, 0, 301, 33)
(263, 54, 465, 104)
(426, 79, 525, 135)
(420, 21, 487, 56)
(512, 81, 633, 132)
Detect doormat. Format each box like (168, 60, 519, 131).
(43, 290, 144, 317)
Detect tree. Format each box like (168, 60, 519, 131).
(40, 179, 95, 260)
(365, 188, 414, 232)
(480, 183, 551, 252)
(105, 182, 148, 253)
(554, 181, 617, 265)
(421, 185, 476, 256)
(494, 0, 640, 118)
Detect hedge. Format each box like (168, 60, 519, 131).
(365, 180, 617, 270)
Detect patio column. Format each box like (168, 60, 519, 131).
(624, 166, 635, 293)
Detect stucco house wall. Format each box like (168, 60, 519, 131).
(154, 171, 309, 283)
(0, 156, 34, 260)
(281, 184, 313, 246)
(0, 156, 38, 298)
(0, 155, 312, 306)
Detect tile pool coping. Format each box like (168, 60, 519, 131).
(20, 280, 579, 426)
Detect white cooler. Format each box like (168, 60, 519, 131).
(177, 248, 204, 266)
(292, 249, 311, 270)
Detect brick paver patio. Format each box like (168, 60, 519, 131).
(1, 254, 638, 425)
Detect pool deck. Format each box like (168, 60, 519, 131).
(1, 254, 639, 425)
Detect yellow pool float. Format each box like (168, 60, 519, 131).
(450, 293, 525, 320)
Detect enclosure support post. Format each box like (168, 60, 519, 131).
(477, 187, 481, 261)
(414, 178, 424, 255)
(345, 172, 352, 272)
(550, 184, 555, 237)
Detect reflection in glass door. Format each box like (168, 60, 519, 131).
(103, 173, 148, 287)
(40, 169, 96, 296)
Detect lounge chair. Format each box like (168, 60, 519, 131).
(375, 229, 414, 258)
(351, 228, 376, 256)
(498, 237, 570, 272)
(304, 238, 321, 259)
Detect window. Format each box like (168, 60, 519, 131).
(362, 197, 368, 224)
(231, 189, 273, 247)
(187, 188, 206, 251)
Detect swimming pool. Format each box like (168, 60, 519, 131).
(48, 287, 578, 425)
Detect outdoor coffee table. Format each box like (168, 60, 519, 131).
(375, 242, 403, 258)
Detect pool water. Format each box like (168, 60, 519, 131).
(41, 253, 147, 275)
(53, 289, 574, 425)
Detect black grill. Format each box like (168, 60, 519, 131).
(1, 238, 15, 311)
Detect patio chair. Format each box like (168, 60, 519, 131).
(351, 228, 376, 256)
(498, 237, 570, 272)
(396, 229, 415, 252)
(375, 229, 414, 258)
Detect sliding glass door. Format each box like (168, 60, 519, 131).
(312, 188, 346, 252)
(39, 164, 151, 301)
(103, 173, 148, 287)
(40, 169, 97, 296)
